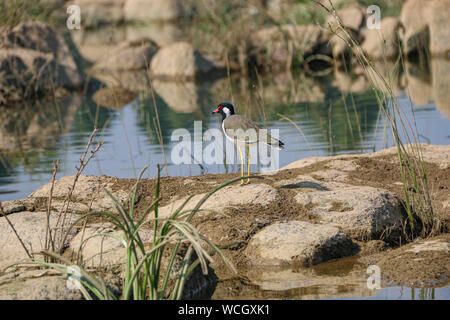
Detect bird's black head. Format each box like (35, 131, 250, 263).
(212, 102, 235, 120)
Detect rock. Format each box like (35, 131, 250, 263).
(0, 198, 35, 215)
(124, 0, 189, 21)
(400, 0, 432, 57)
(406, 239, 449, 253)
(326, 3, 366, 32)
(359, 235, 450, 286)
(91, 39, 158, 71)
(245, 221, 356, 267)
(249, 25, 331, 70)
(71, 26, 127, 63)
(329, 29, 362, 59)
(281, 144, 450, 170)
(71, 0, 125, 27)
(150, 42, 223, 80)
(295, 186, 403, 240)
(361, 17, 403, 60)
(158, 184, 279, 218)
(0, 211, 78, 270)
(0, 22, 81, 105)
(68, 224, 153, 268)
(0, 271, 83, 300)
(93, 87, 137, 108)
(30, 175, 130, 213)
(126, 22, 184, 47)
(429, 0, 450, 57)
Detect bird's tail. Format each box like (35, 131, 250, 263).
(267, 135, 285, 150)
(276, 140, 285, 150)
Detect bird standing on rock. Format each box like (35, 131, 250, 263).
(212, 102, 285, 185)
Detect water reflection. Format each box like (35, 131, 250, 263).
(1, 55, 450, 200)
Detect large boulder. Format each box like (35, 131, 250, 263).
(295, 186, 404, 240)
(0, 211, 78, 270)
(124, 0, 191, 21)
(325, 3, 366, 59)
(361, 17, 403, 60)
(326, 2, 366, 32)
(244, 221, 356, 267)
(400, 0, 432, 57)
(30, 175, 131, 214)
(249, 25, 331, 70)
(0, 270, 83, 300)
(71, 0, 125, 27)
(0, 22, 81, 105)
(126, 23, 184, 47)
(70, 27, 127, 63)
(150, 42, 223, 80)
(158, 184, 279, 218)
(429, 0, 450, 57)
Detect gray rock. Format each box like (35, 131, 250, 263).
(295, 186, 403, 240)
(0, 22, 81, 104)
(249, 25, 331, 70)
(158, 184, 279, 218)
(326, 3, 366, 32)
(71, 0, 125, 27)
(0, 211, 78, 271)
(429, 0, 450, 57)
(245, 221, 355, 267)
(30, 174, 130, 213)
(0, 271, 83, 300)
(361, 17, 403, 60)
(400, 0, 432, 57)
(281, 144, 450, 170)
(68, 224, 153, 268)
(124, 0, 189, 21)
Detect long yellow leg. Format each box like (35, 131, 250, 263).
(246, 144, 250, 184)
(238, 146, 245, 185)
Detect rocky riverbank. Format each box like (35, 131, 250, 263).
(1, 144, 448, 299)
(2, 0, 449, 108)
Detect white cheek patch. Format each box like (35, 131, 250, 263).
(222, 107, 231, 117)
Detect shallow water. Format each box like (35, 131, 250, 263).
(1, 63, 449, 201)
(210, 256, 450, 300)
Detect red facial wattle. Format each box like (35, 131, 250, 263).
(212, 106, 224, 113)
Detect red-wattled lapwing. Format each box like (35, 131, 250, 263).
(212, 102, 284, 185)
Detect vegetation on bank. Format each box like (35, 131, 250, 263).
(0, 0, 55, 27)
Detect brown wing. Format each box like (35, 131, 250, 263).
(223, 115, 260, 144)
(223, 115, 284, 148)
